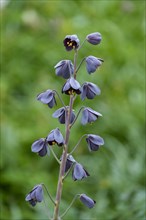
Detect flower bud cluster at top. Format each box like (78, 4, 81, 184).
(25, 32, 105, 219)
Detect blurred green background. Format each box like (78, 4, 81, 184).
(1, 0, 145, 219)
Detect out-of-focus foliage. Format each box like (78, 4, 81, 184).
(1, 0, 145, 219)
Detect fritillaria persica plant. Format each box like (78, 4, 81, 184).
(25, 32, 104, 220)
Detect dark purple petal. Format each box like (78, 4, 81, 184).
(80, 194, 96, 208)
(48, 98, 56, 108)
(38, 145, 48, 156)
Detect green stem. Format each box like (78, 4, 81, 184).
(76, 57, 86, 74)
(69, 134, 87, 155)
(70, 106, 85, 128)
(49, 146, 61, 165)
(78, 38, 86, 50)
(74, 50, 78, 79)
(42, 184, 56, 206)
(53, 90, 66, 108)
(62, 162, 75, 181)
(60, 194, 80, 218)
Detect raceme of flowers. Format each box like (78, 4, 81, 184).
(25, 32, 105, 220)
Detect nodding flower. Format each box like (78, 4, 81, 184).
(62, 77, 81, 95)
(37, 89, 56, 108)
(47, 128, 64, 147)
(85, 56, 104, 74)
(86, 32, 102, 45)
(25, 184, 43, 207)
(81, 107, 102, 125)
(81, 82, 101, 100)
(54, 60, 74, 79)
(80, 194, 96, 208)
(63, 34, 80, 51)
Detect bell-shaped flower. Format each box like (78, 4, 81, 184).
(62, 77, 81, 95)
(72, 162, 90, 181)
(54, 60, 74, 79)
(31, 138, 48, 157)
(85, 56, 104, 74)
(63, 34, 80, 51)
(37, 89, 56, 108)
(25, 184, 43, 206)
(47, 128, 64, 147)
(81, 107, 102, 125)
(86, 134, 104, 151)
(80, 194, 96, 208)
(60, 154, 76, 173)
(52, 107, 75, 124)
(86, 32, 102, 45)
(81, 82, 101, 100)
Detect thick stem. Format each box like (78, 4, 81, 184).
(53, 95, 74, 220)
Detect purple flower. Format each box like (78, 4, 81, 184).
(60, 154, 76, 172)
(81, 82, 101, 100)
(86, 134, 104, 151)
(54, 60, 74, 79)
(37, 89, 56, 108)
(47, 128, 64, 147)
(31, 138, 48, 157)
(52, 107, 75, 124)
(86, 56, 104, 74)
(63, 34, 80, 51)
(72, 162, 90, 181)
(81, 107, 102, 125)
(25, 184, 43, 206)
(86, 32, 102, 45)
(80, 194, 96, 208)
(62, 77, 81, 95)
